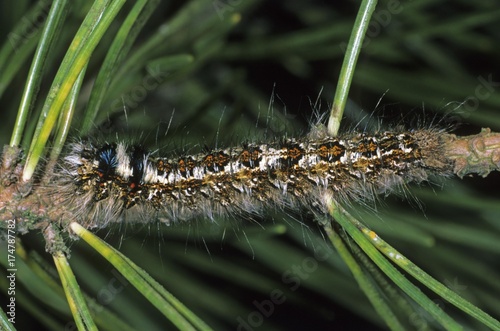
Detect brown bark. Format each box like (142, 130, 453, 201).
(443, 128, 500, 178)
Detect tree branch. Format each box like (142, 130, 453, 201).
(443, 128, 500, 178)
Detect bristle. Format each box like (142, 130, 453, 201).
(44, 125, 453, 231)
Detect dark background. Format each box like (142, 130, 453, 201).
(1, 1, 500, 330)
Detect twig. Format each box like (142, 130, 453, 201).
(443, 128, 500, 178)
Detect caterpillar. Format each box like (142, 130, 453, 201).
(41, 125, 453, 230)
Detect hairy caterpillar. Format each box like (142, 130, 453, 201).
(40, 124, 453, 230)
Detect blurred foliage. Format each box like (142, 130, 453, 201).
(1, 0, 500, 330)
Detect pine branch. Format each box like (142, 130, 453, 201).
(444, 128, 500, 178)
